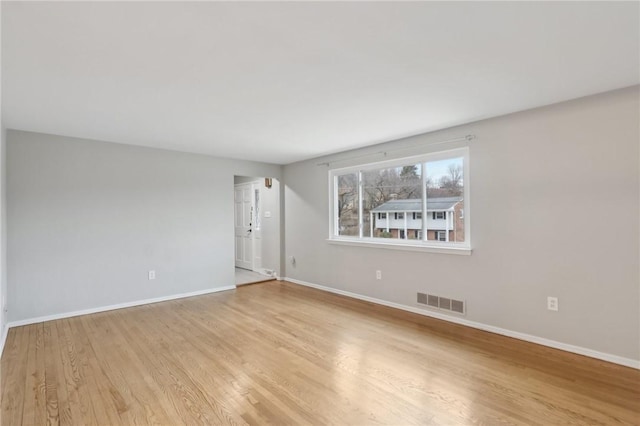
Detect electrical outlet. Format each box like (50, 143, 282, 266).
(148, 270, 156, 280)
(547, 296, 558, 311)
(376, 270, 382, 280)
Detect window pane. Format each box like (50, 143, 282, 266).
(336, 173, 359, 236)
(362, 164, 422, 239)
(425, 157, 464, 242)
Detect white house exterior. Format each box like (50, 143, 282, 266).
(370, 197, 464, 242)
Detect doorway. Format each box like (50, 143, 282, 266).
(234, 181, 256, 271)
(234, 176, 280, 285)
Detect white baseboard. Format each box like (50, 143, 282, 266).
(6, 285, 237, 329)
(0, 324, 7, 358)
(284, 277, 640, 370)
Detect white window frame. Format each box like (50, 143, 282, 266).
(328, 147, 471, 255)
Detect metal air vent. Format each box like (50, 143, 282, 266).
(417, 292, 466, 315)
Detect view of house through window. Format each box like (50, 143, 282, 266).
(331, 148, 468, 247)
(423, 156, 465, 242)
(363, 163, 422, 238)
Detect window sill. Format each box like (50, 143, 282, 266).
(326, 238, 472, 255)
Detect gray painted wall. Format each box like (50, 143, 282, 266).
(234, 176, 258, 185)
(283, 87, 640, 361)
(7, 130, 282, 322)
(0, 1, 6, 344)
(1, 127, 5, 338)
(261, 179, 281, 277)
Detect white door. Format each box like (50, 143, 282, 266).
(234, 183, 253, 270)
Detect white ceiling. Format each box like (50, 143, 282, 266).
(2, 2, 639, 165)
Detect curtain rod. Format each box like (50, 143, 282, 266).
(316, 134, 475, 167)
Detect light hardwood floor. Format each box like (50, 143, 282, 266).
(2, 281, 639, 425)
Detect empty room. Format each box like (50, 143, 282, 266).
(1, 1, 639, 425)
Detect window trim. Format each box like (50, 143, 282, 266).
(328, 147, 471, 254)
(326, 237, 471, 255)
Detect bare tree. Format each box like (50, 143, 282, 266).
(439, 164, 463, 196)
(400, 165, 418, 181)
(362, 165, 421, 208)
(399, 165, 421, 198)
(337, 174, 358, 217)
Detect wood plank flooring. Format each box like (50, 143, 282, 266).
(2, 281, 639, 425)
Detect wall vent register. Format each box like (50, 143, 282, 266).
(417, 292, 465, 314)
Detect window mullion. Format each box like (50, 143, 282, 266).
(333, 175, 339, 236)
(358, 171, 364, 238)
(422, 162, 427, 242)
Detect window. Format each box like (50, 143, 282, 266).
(329, 147, 470, 253)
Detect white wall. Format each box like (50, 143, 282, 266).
(284, 87, 640, 363)
(7, 130, 282, 322)
(234, 175, 281, 277)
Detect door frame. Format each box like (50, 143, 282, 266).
(233, 175, 280, 280)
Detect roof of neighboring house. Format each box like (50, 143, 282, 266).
(371, 197, 462, 212)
